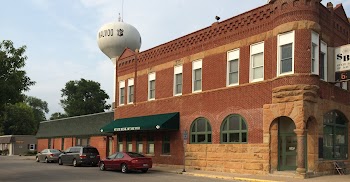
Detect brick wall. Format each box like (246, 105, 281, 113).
(110, 0, 350, 173)
(90, 136, 107, 159)
(37, 139, 48, 152)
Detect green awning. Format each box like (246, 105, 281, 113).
(100, 112, 179, 133)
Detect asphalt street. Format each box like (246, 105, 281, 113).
(0, 156, 233, 182)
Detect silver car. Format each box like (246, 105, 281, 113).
(36, 149, 61, 163)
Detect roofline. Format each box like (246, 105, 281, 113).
(139, 2, 269, 54)
(40, 111, 114, 124)
(0, 135, 35, 137)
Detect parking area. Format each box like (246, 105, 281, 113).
(0, 156, 231, 182)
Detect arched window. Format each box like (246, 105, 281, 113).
(323, 110, 348, 159)
(221, 114, 248, 143)
(190, 117, 212, 143)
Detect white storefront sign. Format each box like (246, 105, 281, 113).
(335, 44, 350, 72)
(114, 127, 141, 131)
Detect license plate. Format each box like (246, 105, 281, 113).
(143, 164, 148, 167)
(90, 156, 95, 158)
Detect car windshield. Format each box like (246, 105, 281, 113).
(50, 149, 61, 153)
(127, 152, 145, 158)
(83, 148, 99, 154)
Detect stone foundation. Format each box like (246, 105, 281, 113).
(185, 144, 269, 174)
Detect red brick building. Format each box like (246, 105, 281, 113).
(36, 112, 115, 159)
(100, 0, 350, 178)
(36, 0, 350, 178)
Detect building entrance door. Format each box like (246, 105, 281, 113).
(278, 117, 297, 171)
(278, 133, 297, 170)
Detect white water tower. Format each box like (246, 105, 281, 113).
(97, 19, 141, 104)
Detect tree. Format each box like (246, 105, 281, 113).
(0, 40, 35, 109)
(25, 96, 49, 132)
(50, 112, 68, 120)
(2, 103, 35, 135)
(0, 40, 35, 135)
(60, 78, 111, 117)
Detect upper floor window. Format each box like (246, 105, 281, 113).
(227, 49, 239, 86)
(320, 41, 328, 81)
(192, 60, 202, 92)
(190, 117, 212, 143)
(148, 72, 156, 100)
(119, 80, 125, 106)
(250, 42, 264, 82)
(221, 114, 248, 143)
(278, 31, 295, 76)
(128, 78, 134, 104)
(311, 31, 319, 75)
(174, 65, 183, 96)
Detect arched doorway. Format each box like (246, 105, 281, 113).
(278, 116, 297, 171)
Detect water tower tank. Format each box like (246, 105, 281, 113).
(97, 21, 141, 63)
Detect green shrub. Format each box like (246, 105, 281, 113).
(24, 150, 37, 156)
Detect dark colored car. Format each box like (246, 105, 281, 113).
(99, 152, 152, 173)
(58, 146, 100, 167)
(36, 149, 61, 163)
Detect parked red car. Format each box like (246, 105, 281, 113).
(99, 152, 152, 173)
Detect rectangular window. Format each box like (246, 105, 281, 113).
(117, 134, 123, 152)
(136, 134, 143, 153)
(61, 138, 65, 150)
(148, 72, 156, 100)
(320, 41, 328, 81)
(29, 144, 36, 151)
(227, 49, 239, 86)
(162, 134, 170, 155)
(250, 42, 264, 82)
(126, 134, 132, 152)
(76, 137, 89, 146)
(192, 60, 202, 92)
(311, 31, 319, 75)
(119, 80, 125, 106)
(174, 65, 183, 96)
(342, 82, 348, 90)
(147, 134, 155, 154)
(128, 78, 134, 104)
(278, 31, 295, 75)
(48, 139, 51, 149)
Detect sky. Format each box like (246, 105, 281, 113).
(1, 0, 349, 119)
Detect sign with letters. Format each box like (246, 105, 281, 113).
(335, 44, 350, 82)
(114, 127, 140, 131)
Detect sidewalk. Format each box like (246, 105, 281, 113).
(151, 165, 350, 182)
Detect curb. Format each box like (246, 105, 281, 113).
(183, 172, 283, 182)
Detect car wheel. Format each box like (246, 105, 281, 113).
(73, 159, 78, 167)
(45, 157, 49, 163)
(141, 168, 148, 173)
(36, 157, 40, 162)
(99, 162, 105, 171)
(58, 158, 63, 165)
(121, 163, 128, 173)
